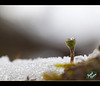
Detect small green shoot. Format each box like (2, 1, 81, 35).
(65, 37, 76, 63)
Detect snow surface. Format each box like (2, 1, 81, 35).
(0, 49, 99, 81)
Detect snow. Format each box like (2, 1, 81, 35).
(0, 48, 99, 81)
(88, 48, 100, 59)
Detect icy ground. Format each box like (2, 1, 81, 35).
(0, 49, 99, 81)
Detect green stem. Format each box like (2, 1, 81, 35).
(65, 38, 76, 63)
(70, 48, 74, 63)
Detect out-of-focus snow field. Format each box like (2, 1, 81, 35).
(0, 6, 100, 60)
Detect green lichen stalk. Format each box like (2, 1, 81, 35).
(65, 37, 76, 63)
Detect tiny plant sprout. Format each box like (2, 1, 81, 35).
(65, 37, 76, 63)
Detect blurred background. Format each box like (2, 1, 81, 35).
(0, 5, 100, 61)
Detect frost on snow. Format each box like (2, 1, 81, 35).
(0, 48, 99, 81)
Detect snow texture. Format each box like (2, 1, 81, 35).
(0, 49, 99, 81)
